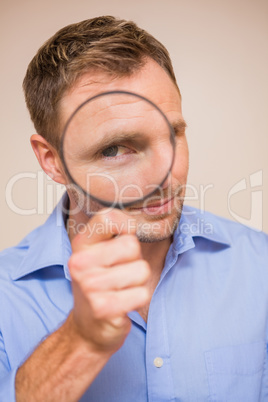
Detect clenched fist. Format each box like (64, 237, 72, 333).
(68, 209, 151, 354)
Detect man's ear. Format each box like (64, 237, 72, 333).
(30, 134, 66, 184)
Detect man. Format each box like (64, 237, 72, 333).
(0, 16, 267, 401)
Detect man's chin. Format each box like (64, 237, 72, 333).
(135, 203, 183, 243)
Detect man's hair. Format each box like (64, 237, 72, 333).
(23, 16, 180, 149)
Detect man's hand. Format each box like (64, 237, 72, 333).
(69, 209, 151, 353)
(16, 210, 151, 402)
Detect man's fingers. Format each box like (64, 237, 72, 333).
(69, 208, 148, 350)
(69, 234, 141, 270)
(72, 260, 151, 292)
(72, 209, 137, 252)
(87, 287, 150, 320)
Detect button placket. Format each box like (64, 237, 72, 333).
(145, 286, 174, 401)
(153, 357, 164, 368)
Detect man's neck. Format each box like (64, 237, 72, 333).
(136, 238, 172, 322)
(140, 238, 172, 281)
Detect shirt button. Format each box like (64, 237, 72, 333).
(154, 357, 163, 368)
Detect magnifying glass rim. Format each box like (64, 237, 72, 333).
(60, 90, 176, 208)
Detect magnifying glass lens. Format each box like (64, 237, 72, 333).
(61, 91, 175, 208)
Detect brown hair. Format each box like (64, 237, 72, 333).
(23, 16, 180, 149)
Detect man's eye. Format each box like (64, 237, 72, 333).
(101, 145, 128, 158)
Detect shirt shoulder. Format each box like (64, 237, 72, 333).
(0, 225, 42, 282)
(0, 194, 71, 283)
(183, 205, 268, 263)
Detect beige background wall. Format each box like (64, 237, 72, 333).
(1, 0, 267, 250)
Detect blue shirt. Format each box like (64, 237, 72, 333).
(0, 195, 268, 401)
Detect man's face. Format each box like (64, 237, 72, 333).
(59, 58, 189, 242)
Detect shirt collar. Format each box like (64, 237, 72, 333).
(11, 194, 72, 281)
(173, 204, 231, 252)
(159, 205, 231, 285)
(11, 199, 231, 281)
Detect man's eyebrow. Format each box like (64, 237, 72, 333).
(95, 132, 144, 151)
(77, 132, 145, 161)
(75, 119, 187, 161)
(171, 119, 187, 134)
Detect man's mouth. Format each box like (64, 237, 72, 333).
(130, 196, 175, 214)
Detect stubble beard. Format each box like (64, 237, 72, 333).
(67, 183, 185, 243)
(134, 196, 184, 243)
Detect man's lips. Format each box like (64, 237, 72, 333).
(130, 196, 175, 213)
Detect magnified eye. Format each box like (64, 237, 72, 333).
(102, 145, 129, 158)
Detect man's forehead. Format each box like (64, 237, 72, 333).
(59, 59, 182, 125)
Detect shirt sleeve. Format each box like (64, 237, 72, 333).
(0, 331, 16, 402)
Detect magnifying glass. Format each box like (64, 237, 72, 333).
(60, 90, 175, 209)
